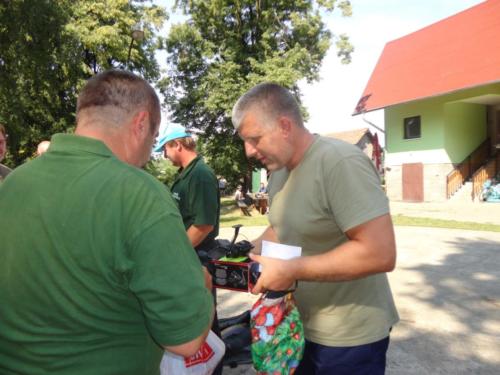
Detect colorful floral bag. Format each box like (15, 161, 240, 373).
(250, 292, 304, 374)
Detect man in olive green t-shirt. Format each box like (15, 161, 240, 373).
(232, 83, 399, 374)
(0, 71, 213, 375)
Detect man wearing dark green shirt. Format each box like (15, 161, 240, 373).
(154, 124, 222, 374)
(154, 124, 220, 252)
(0, 70, 213, 375)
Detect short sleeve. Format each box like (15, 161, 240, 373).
(190, 172, 218, 226)
(325, 153, 389, 232)
(127, 212, 213, 346)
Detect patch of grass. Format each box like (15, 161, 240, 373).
(220, 197, 237, 212)
(220, 197, 269, 227)
(220, 213, 269, 227)
(392, 214, 500, 232)
(219, 197, 500, 232)
(220, 197, 500, 232)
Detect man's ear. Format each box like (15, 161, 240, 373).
(173, 140, 182, 151)
(277, 116, 292, 138)
(131, 110, 149, 138)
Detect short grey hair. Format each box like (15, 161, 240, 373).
(77, 70, 160, 133)
(231, 83, 303, 129)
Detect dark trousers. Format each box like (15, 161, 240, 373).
(295, 336, 390, 375)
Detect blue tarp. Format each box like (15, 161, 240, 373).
(482, 174, 500, 202)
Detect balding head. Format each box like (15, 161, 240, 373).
(76, 70, 160, 134)
(36, 141, 50, 156)
(75, 70, 162, 168)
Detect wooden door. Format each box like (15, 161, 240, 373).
(402, 163, 424, 202)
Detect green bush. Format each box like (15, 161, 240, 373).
(144, 157, 177, 186)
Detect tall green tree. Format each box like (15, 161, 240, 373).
(0, 0, 167, 166)
(159, 0, 352, 188)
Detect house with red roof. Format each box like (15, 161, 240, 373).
(354, 0, 500, 202)
(324, 128, 383, 173)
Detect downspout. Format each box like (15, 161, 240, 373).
(362, 113, 384, 134)
(362, 112, 386, 154)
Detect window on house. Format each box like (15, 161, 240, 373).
(404, 116, 421, 139)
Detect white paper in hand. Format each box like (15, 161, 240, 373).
(260, 240, 302, 271)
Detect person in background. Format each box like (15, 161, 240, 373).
(258, 182, 267, 194)
(232, 82, 399, 375)
(154, 124, 222, 375)
(36, 140, 51, 156)
(255, 182, 269, 214)
(218, 176, 227, 196)
(244, 188, 254, 206)
(234, 184, 245, 203)
(0, 70, 213, 375)
(0, 123, 12, 181)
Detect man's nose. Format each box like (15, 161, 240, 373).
(244, 142, 257, 158)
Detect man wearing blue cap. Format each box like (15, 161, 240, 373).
(154, 124, 220, 250)
(154, 124, 223, 374)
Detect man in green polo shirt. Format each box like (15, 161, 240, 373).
(232, 83, 399, 374)
(154, 124, 222, 374)
(0, 70, 213, 375)
(154, 124, 220, 251)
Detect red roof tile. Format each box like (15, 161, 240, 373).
(354, 0, 500, 115)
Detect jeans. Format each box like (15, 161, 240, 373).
(295, 336, 390, 375)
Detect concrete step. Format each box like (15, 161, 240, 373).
(449, 181, 473, 202)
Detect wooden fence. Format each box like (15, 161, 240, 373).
(446, 139, 490, 199)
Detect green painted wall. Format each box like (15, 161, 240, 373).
(385, 82, 500, 162)
(444, 102, 486, 163)
(386, 100, 444, 153)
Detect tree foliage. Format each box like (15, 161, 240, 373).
(0, 0, 167, 166)
(144, 156, 178, 185)
(159, 0, 352, 187)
